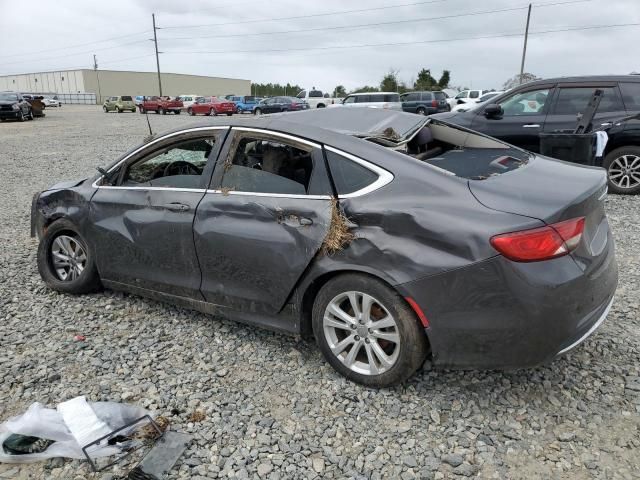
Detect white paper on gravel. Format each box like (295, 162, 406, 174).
(0, 396, 150, 463)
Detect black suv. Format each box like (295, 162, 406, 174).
(432, 76, 640, 194)
(0, 91, 33, 122)
(401, 91, 450, 115)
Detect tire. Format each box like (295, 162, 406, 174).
(139, 107, 145, 114)
(254, 108, 262, 115)
(159, 108, 165, 115)
(312, 274, 428, 387)
(103, 106, 108, 113)
(416, 107, 426, 116)
(28, 109, 34, 120)
(603, 146, 640, 195)
(210, 108, 217, 116)
(174, 110, 181, 115)
(317, 104, 326, 108)
(18, 110, 26, 122)
(116, 107, 122, 113)
(188, 107, 194, 116)
(37, 219, 102, 295)
(226, 112, 233, 116)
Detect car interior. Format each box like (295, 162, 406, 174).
(402, 124, 528, 179)
(120, 139, 214, 188)
(221, 137, 313, 194)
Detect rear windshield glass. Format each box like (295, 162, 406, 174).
(309, 90, 323, 98)
(434, 92, 446, 100)
(121, 96, 133, 101)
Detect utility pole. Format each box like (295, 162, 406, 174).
(94, 54, 102, 104)
(152, 13, 163, 96)
(519, 3, 532, 85)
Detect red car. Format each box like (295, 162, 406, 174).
(188, 97, 235, 116)
(139, 96, 183, 115)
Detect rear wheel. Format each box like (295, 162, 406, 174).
(116, 106, 122, 113)
(174, 110, 181, 115)
(18, 110, 26, 122)
(28, 109, 34, 120)
(416, 107, 426, 115)
(103, 106, 108, 113)
(159, 108, 165, 115)
(210, 108, 216, 116)
(37, 219, 102, 294)
(226, 112, 233, 116)
(254, 108, 262, 115)
(604, 146, 640, 195)
(188, 107, 194, 116)
(139, 107, 145, 114)
(312, 274, 428, 387)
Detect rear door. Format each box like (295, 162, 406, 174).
(193, 127, 333, 314)
(543, 84, 626, 133)
(471, 84, 555, 152)
(89, 128, 226, 298)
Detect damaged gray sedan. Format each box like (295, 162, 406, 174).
(31, 108, 618, 387)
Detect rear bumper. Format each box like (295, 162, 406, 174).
(398, 237, 618, 369)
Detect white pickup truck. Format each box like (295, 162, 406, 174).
(295, 89, 338, 108)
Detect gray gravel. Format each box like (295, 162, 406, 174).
(1, 105, 639, 479)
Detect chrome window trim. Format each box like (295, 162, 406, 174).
(206, 189, 330, 200)
(94, 186, 207, 193)
(230, 127, 320, 149)
(92, 126, 229, 189)
(324, 146, 394, 198)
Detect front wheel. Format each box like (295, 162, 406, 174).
(116, 107, 122, 113)
(188, 107, 194, 116)
(28, 109, 34, 120)
(604, 146, 640, 195)
(226, 112, 233, 116)
(312, 274, 428, 387)
(254, 108, 262, 115)
(174, 110, 181, 115)
(159, 108, 165, 115)
(37, 219, 102, 294)
(210, 108, 217, 116)
(139, 107, 145, 114)
(103, 106, 108, 113)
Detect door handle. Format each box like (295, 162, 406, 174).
(601, 122, 613, 127)
(161, 202, 189, 212)
(523, 124, 541, 128)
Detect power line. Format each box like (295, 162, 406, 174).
(161, 0, 593, 42)
(160, 0, 449, 29)
(1, 39, 151, 67)
(164, 22, 640, 56)
(0, 32, 151, 60)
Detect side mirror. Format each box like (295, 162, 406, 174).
(484, 104, 503, 118)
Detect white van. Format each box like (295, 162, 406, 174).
(177, 94, 200, 109)
(335, 92, 403, 111)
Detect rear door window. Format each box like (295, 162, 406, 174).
(434, 92, 446, 100)
(326, 150, 379, 195)
(469, 91, 480, 99)
(369, 94, 385, 102)
(356, 95, 371, 103)
(619, 82, 640, 111)
(553, 87, 624, 114)
(402, 93, 420, 102)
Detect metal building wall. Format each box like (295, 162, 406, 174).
(82, 70, 251, 104)
(0, 70, 85, 95)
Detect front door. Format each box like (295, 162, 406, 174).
(88, 129, 226, 298)
(471, 85, 554, 152)
(193, 128, 333, 314)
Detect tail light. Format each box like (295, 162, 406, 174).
(431, 100, 438, 107)
(490, 217, 585, 262)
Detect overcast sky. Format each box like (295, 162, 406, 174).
(1, 0, 638, 92)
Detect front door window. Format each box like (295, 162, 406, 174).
(499, 88, 550, 116)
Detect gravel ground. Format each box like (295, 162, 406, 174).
(0, 105, 639, 480)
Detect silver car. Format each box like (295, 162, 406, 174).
(336, 92, 403, 111)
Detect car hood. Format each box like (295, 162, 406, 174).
(47, 178, 87, 191)
(0, 100, 18, 106)
(278, 108, 429, 145)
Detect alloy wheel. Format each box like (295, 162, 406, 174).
(50, 235, 87, 282)
(608, 154, 640, 190)
(323, 291, 400, 375)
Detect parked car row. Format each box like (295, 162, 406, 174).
(0, 91, 39, 121)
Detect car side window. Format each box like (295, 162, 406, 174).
(469, 91, 480, 99)
(499, 88, 550, 116)
(455, 91, 468, 99)
(221, 135, 315, 195)
(620, 82, 640, 111)
(343, 96, 356, 104)
(553, 87, 623, 114)
(121, 138, 217, 189)
(325, 150, 379, 195)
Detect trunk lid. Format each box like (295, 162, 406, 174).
(469, 154, 609, 263)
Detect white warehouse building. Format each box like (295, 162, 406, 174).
(0, 69, 251, 104)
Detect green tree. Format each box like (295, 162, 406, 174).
(333, 85, 347, 97)
(351, 85, 378, 93)
(380, 69, 400, 92)
(414, 68, 437, 90)
(502, 73, 541, 90)
(438, 70, 451, 89)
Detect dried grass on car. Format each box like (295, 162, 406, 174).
(321, 198, 355, 255)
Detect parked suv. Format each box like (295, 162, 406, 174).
(103, 96, 136, 113)
(0, 91, 33, 121)
(337, 92, 402, 111)
(432, 76, 640, 194)
(401, 91, 449, 115)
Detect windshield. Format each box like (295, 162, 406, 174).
(0, 93, 19, 101)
